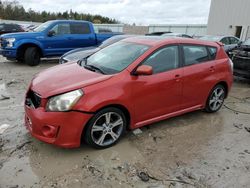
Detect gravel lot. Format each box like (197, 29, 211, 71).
(0, 56, 250, 188)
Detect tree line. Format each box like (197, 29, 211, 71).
(0, 0, 119, 24)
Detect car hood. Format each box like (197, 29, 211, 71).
(31, 62, 113, 98)
(1, 31, 42, 39)
(62, 47, 100, 62)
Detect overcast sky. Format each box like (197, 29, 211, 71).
(11, 0, 211, 25)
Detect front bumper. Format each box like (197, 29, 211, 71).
(0, 48, 17, 58)
(24, 105, 93, 148)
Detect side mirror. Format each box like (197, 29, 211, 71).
(238, 41, 243, 45)
(48, 30, 56, 37)
(134, 65, 153, 75)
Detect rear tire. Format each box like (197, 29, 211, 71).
(24, 47, 40, 66)
(205, 84, 226, 113)
(84, 107, 126, 149)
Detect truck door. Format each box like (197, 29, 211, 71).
(69, 22, 96, 48)
(43, 23, 73, 56)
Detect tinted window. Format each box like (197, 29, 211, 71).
(143, 46, 179, 74)
(183, 45, 209, 65)
(5, 24, 17, 31)
(220, 37, 230, 45)
(208, 47, 217, 60)
(70, 23, 90, 34)
(230, 37, 239, 44)
(51, 23, 70, 35)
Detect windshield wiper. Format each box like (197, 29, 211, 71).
(78, 55, 91, 66)
(84, 64, 105, 74)
(80, 56, 105, 74)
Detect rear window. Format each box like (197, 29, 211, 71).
(183, 45, 210, 66)
(208, 47, 217, 60)
(70, 23, 90, 34)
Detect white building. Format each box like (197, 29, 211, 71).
(207, 0, 250, 40)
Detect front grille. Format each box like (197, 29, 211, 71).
(26, 90, 41, 108)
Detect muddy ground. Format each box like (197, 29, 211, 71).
(0, 56, 250, 188)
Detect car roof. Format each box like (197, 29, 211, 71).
(163, 33, 183, 36)
(48, 20, 92, 24)
(122, 36, 219, 47)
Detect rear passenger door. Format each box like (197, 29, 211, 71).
(69, 23, 96, 48)
(181, 45, 217, 109)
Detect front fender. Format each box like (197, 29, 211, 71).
(15, 39, 44, 55)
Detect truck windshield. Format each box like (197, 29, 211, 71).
(86, 41, 149, 74)
(34, 21, 52, 32)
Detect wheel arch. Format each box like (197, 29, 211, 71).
(80, 104, 131, 144)
(215, 81, 229, 98)
(17, 43, 43, 60)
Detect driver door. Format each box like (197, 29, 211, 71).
(43, 23, 73, 56)
(131, 45, 183, 125)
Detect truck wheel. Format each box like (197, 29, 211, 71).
(24, 47, 40, 66)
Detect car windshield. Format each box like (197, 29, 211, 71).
(200, 36, 221, 41)
(162, 33, 178, 37)
(242, 38, 250, 45)
(34, 21, 52, 32)
(85, 41, 150, 74)
(99, 36, 126, 49)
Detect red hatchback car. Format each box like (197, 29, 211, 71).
(25, 37, 233, 148)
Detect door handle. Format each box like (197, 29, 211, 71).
(209, 66, 215, 72)
(175, 74, 180, 78)
(175, 74, 181, 82)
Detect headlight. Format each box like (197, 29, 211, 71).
(5, 38, 16, 47)
(46, 89, 83, 112)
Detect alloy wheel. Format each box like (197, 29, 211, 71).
(91, 112, 124, 147)
(209, 87, 225, 111)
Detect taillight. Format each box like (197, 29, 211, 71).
(228, 58, 233, 72)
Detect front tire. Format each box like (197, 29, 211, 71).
(24, 47, 40, 66)
(205, 84, 226, 113)
(84, 107, 126, 149)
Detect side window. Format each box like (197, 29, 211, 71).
(208, 46, 217, 60)
(220, 37, 230, 45)
(5, 24, 17, 31)
(230, 37, 239, 44)
(51, 23, 70, 35)
(143, 46, 179, 74)
(182, 34, 192, 38)
(70, 23, 91, 34)
(0, 25, 4, 31)
(183, 45, 209, 66)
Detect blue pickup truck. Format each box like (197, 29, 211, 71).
(0, 20, 121, 66)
